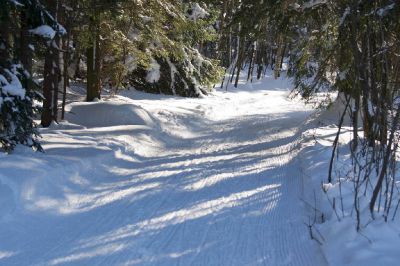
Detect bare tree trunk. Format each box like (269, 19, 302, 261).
(274, 34, 284, 79)
(256, 41, 264, 80)
(61, 25, 70, 120)
(234, 37, 245, 88)
(41, 0, 61, 127)
(86, 15, 101, 101)
(247, 42, 256, 81)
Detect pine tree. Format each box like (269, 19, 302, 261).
(0, 0, 63, 151)
(41, 0, 65, 127)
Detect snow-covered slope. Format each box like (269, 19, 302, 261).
(0, 71, 326, 265)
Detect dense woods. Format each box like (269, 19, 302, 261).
(0, 0, 399, 226)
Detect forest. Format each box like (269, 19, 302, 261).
(0, 0, 399, 265)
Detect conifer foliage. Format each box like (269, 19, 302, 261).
(0, 0, 64, 152)
(0, 0, 223, 151)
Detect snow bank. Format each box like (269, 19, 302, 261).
(317, 92, 355, 126)
(65, 101, 156, 128)
(300, 107, 400, 266)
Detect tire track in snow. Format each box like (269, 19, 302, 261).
(154, 107, 326, 266)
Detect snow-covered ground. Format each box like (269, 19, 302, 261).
(1, 71, 328, 265)
(300, 115, 400, 266)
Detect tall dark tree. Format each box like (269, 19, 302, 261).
(41, 0, 64, 127)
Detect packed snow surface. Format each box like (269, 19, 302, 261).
(0, 71, 326, 265)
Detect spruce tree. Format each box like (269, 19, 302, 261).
(0, 0, 63, 151)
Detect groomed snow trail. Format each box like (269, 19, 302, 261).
(0, 73, 327, 265)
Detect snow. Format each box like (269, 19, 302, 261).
(166, 58, 177, 95)
(8, 0, 23, 7)
(339, 7, 350, 26)
(0, 69, 329, 265)
(29, 25, 56, 39)
(377, 3, 395, 17)
(146, 58, 161, 83)
(302, 0, 328, 10)
(1, 68, 26, 98)
(188, 3, 209, 21)
(126, 55, 137, 72)
(65, 102, 156, 128)
(139, 15, 152, 23)
(299, 101, 400, 266)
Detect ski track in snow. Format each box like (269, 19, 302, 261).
(0, 73, 327, 266)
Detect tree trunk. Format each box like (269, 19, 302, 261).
(86, 16, 101, 101)
(61, 25, 70, 120)
(41, 0, 60, 127)
(370, 106, 400, 215)
(234, 38, 245, 88)
(41, 37, 61, 127)
(0, 5, 12, 66)
(247, 42, 256, 81)
(20, 10, 32, 75)
(274, 34, 285, 79)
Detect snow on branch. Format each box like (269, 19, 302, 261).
(188, 3, 209, 22)
(302, 0, 328, 10)
(29, 25, 57, 39)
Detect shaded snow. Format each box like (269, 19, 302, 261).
(65, 101, 156, 128)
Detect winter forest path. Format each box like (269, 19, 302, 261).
(0, 72, 327, 265)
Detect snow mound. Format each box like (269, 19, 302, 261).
(317, 93, 361, 127)
(66, 102, 156, 128)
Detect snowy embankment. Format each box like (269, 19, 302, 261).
(299, 99, 400, 266)
(1, 70, 328, 265)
